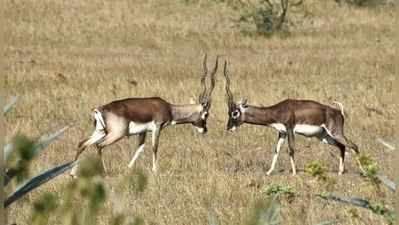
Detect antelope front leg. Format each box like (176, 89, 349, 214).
(287, 128, 297, 176)
(151, 125, 161, 173)
(266, 132, 286, 176)
(128, 133, 146, 168)
(337, 143, 346, 175)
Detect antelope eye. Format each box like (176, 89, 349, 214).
(231, 110, 240, 119)
(201, 111, 208, 119)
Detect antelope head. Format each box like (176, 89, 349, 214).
(189, 54, 219, 134)
(223, 61, 248, 132)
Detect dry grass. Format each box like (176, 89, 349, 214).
(3, 0, 397, 224)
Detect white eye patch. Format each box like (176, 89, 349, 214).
(201, 111, 208, 119)
(231, 110, 240, 119)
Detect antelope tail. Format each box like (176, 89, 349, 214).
(332, 101, 345, 117)
(77, 109, 107, 151)
(94, 108, 106, 129)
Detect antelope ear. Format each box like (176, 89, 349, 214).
(239, 98, 248, 107)
(201, 101, 209, 109)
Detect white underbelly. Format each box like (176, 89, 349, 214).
(128, 121, 156, 135)
(294, 124, 323, 136)
(270, 123, 323, 137)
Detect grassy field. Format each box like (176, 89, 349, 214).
(3, 0, 397, 224)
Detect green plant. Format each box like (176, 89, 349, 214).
(4, 96, 148, 225)
(262, 183, 296, 201)
(53, 156, 148, 225)
(369, 202, 396, 225)
(305, 161, 337, 190)
(27, 156, 148, 225)
(235, 0, 289, 36)
(4, 97, 73, 208)
(59, 156, 107, 225)
(305, 160, 326, 180)
(357, 154, 380, 185)
(31, 193, 58, 225)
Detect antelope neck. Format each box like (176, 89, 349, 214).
(242, 105, 278, 125)
(170, 104, 201, 124)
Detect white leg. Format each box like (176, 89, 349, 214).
(287, 128, 297, 176)
(339, 157, 344, 175)
(86, 130, 106, 146)
(290, 157, 297, 176)
(69, 129, 106, 178)
(152, 156, 158, 173)
(128, 144, 145, 168)
(267, 134, 286, 175)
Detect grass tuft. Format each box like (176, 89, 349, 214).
(357, 154, 381, 185)
(262, 183, 296, 202)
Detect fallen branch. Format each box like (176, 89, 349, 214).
(376, 174, 396, 192)
(317, 193, 371, 209)
(317, 193, 395, 224)
(376, 138, 396, 151)
(3, 96, 18, 115)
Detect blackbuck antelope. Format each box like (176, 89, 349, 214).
(70, 55, 219, 177)
(223, 61, 359, 175)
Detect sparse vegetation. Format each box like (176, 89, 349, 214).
(3, 98, 147, 225)
(305, 161, 337, 190)
(29, 156, 148, 225)
(317, 193, 396, 225)
(3, 98, 73, 208)
(245, 197, 281, 225)
(28, 157, 145, 225)
(262, 183, 296, 202)
(235, 0, 290, 36)
(3, 0, 396, 224)
(305, 160, 326, 179)
(357, 154, 381, 186)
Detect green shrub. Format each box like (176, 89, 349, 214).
(4, 96, 73, 208)
(235, 0, 289, 36)
(262, 183, 296, 202)
(305, 161, 336, 190)
(305, 160, 326, 179)
(357, 154, 380, 185)
(29, 157, 147, 225)
(3, 96, 147, 225)
(31, 193, 58, 225)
